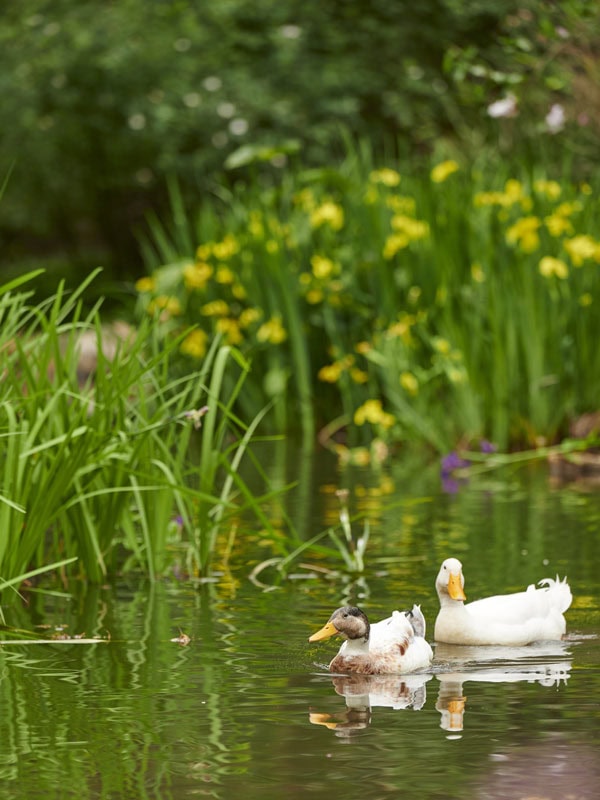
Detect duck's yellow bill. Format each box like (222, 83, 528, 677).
(308, 621, 339, 642)
(448, 571, 466, 601)
(309, 712, 338, 729)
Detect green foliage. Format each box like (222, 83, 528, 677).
(0, 271, 278, 586)
(444, 0, 600, 168)
(2, 0, 599, 275)
(136, 144, 600, 454)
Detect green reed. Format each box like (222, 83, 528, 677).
(0, 271, 279, 588)
(137, 142, 600, 456)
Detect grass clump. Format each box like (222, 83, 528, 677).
(0, 269, 278, 587)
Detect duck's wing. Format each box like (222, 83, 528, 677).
(466, 577, 572, 626)
(369, 610, 415, 650)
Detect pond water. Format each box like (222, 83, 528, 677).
(1, 447, 599, 800)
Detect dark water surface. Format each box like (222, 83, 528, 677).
(1, 450, 599, 799)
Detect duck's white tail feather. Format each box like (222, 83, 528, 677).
(538, 576, 572, 614)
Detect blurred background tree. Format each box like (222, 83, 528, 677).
(1, 0, 598, 297)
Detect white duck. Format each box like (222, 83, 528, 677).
(434, 557, 572, 646)
(309, 604, 433, 675)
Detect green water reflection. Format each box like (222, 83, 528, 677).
(1, 453, 599, 800)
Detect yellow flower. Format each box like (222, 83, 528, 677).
(400, 371, 419, 396)
(232, 283, 247, 300)
(201, 300, 229, 316)
(310, 201, 345, 231)
(213, 234, 240, 260)
(318, 362, 343, 383)
(306, 288, 324, 304)
(504, 179, 525, 204)
(474, 191, 506, 208)
(431, 160, 459, 183)
(184, 262, 213, 290)
(522, 232, 540, 252)
(544, 213, 574, 237)
(539, 256, 569, 279)
(248, 211, 265, 238)
(349, 447, 371, 466)
(257, 315, 287, 344)
(474, 180, 531, 210)
(384, 212, 429, 260)
(383, 232, 410, 259)
(265, 239, 279, 254)
(391, 215, 429, 240)
(555, 201, 582, 217)
(135, 276, 155, 293)
(310, 254, 337, 279)
(579, 293, 593, 307)
(196, 243, 213, 261)
(354, 399, 395, 428)
(215, 266, 235, 284)
(148, 295, 182, 317)
(216, 318, 243, 345)
(564, 235, 599, 266)
(534, 179, 562, 200)
(522, 196, 535, 211)
(369, 168, 401, 187)
(506, 216, 541, 253)
(238, 307, 262, 328)
(180, 329, 208, 359)
(350, 367, 369, 384)
(387, 314, 416, 343)
(294, 188, 316, 212)
(386, 195, 416, 215)
(432, 337, 451, 355)
(355, 341, 371, 355)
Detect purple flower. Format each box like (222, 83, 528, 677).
(441, 476, 463, 494)
(440, 451, 471, 477)
(480, 439, 497, 454)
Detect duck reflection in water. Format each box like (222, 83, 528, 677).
(309, 672, 432, 738)
(309, 639, 572, 738)
(435, 639, 572, 734)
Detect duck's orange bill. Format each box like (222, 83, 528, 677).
(308, 621, 339, 642)
(448, 571, 466, 601)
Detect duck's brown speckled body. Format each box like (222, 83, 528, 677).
(309, 605, 433, 675)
